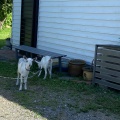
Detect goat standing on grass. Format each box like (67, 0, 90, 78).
(35, 56, 52, 79)
(16, 56, 33, 90)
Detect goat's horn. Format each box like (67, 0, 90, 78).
(23, 55, 27, 59)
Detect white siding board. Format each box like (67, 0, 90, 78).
(38, 36, 94, 51)
(12, 27, 21, 33)
(38, 32, 118, 45)
(11, 0, 21, 46)
(13, 7, 21, 11)
(37, 0, 120, 63)
(12, 17, 21, 21)
(37, 42, 94, 58)
(40, 6, 120, 14)
(13, 12, 22, 17)
(12, 20, 21, 25)
(13, 2, 21, 6)
(38, 45, 94, 62)
(40, 12, 120, 21)
(40, 1, 120, 7)
(38, 27, 119, 42)
(39, 17, 120, 28)
(37, 44, 94, 63)
(39, 22, 120, 35)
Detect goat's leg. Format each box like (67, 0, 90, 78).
(38, 67, 42, 77)
(50, 64, 52, 78)
(24, 76, 28, 90)
(43, 68, 47, 79)
(48, 67, 52, 79)
(19, 75, 23, 91)
(16, 72, 20, 85)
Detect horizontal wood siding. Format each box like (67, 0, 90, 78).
(11, 0, 21, 46)
(37, 0, 120, 63)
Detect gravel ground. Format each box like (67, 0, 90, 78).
(0, 97, 119, 120)
(0, 81, 120, 120)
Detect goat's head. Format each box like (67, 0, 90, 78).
(33, 57, 42, 69)
(34, 59, 41, 67)
(26, 58, 33, 69)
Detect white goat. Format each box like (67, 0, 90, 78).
(35, 56, 52, 79)
(16, 56, 33, 90)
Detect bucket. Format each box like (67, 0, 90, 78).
(68, 59, 85, 76)
(82, 66, 93, 80)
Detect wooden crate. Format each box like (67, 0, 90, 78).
(92, 45, 120, 90)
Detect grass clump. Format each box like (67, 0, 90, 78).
(0, 27, 11, 48)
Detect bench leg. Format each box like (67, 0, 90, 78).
(25, 52, 29, 57)
(15, 49, 19, 60)
(58, 57, 62, 72)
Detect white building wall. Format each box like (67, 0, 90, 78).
(11, 0, 21, 46)
(37, 0, 120, 63)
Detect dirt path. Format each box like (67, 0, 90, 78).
(0, 49, 16, 61)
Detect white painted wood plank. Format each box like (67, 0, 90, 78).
(12, 28, 21, 33)
(38, 27, 119, 42)
(39, 17, 120, 27)
(13, 0, 21, 3)
(13, 2, 21, 6)
(12, 19, 21, 24)
(37, 0, 120, 63)
(13, 6, 21, 11)
(38, 32, 119, 45)
(39, 21, 120, 35)
(37, 44, 93, 63)
(39, 12, 120, 21)
(37, 41, 94, 58)
(12, 15, 21, 20)
(40, 0, 120, 7)
(40, 6, 120, 14)
(11, 0, 21, 46)
(37, 36, 95, 51)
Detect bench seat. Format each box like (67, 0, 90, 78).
(13, 45, 67, 72)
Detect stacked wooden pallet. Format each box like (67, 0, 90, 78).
(93, 45, 120, 90)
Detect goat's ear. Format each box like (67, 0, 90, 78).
(23, 55, 27, 59)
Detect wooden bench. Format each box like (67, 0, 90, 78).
(13, 45, 67, 72)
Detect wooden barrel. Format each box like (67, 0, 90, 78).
(68, 59, 85, 76)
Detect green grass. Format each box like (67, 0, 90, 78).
(0, 28, 119, 116)
(0, 61, 120, 117)
(0, 26, 120, 119)
(0, 28, 11, 48)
